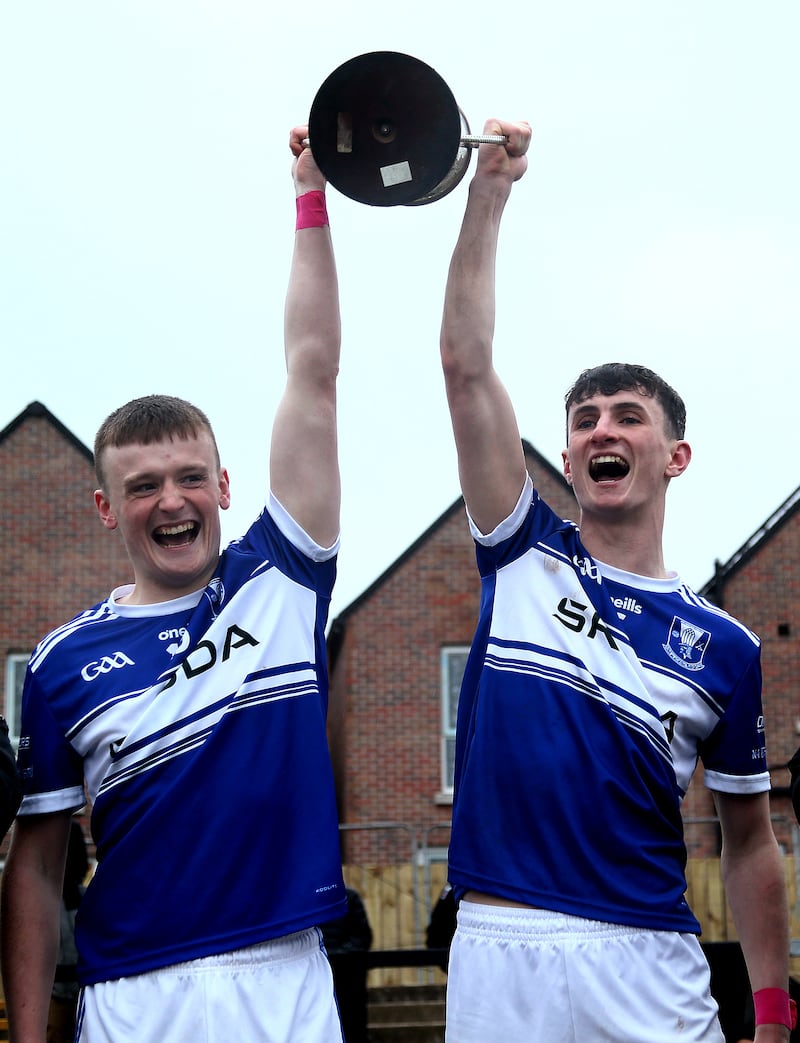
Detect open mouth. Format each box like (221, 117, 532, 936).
(153, 522, 198, 548)
(589, 455, 629, 483)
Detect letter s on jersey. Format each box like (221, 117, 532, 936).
(160, 624, 260, 691)
(553, 598, 620, 650)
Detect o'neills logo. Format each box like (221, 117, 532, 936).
(612, 595, 642, 618)
(159, 627, 190, 656)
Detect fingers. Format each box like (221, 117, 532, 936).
(506, 120, 532, 158)
(289, 125, 310, 159)
(290, 125, 327, 193)
(483, 119, 532, 158)
(472, 119, 531, 185)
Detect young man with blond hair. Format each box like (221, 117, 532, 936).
(2, 129, 348, 1043)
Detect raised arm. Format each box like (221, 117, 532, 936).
(440, 119, 532, 534)
(715, 791, 793, 1042)
(270, 125, 341, 548)
(1, 811, 72, 1042)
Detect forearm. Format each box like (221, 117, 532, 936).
(440, 120, 529, 392)
(723, 837, 790, 982)
(272, 130, 341, 545)
(440, 176, 509, 388)
(721, 831, 791, 1041)
(275, 203, 341, 502)
(439, 148, 529, 531)
(1, 842, 63, 1040)
(283, 208, 341, 384)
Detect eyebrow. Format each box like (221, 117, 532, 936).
(122, 462, 211, 486)
(570, 398, 649, 421)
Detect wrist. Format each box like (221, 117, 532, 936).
(753, 987, 797, 1030)
(466, 174, 512, 219)
(295, 190, 328, 230)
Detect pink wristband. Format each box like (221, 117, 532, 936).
(295, 190, 329, 230)
(753, 988, 797, 1028)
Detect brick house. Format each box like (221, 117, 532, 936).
(0, 402, 133, 857)
(2, 403, 797, 907)
(327, 443, 800, 873)
(326, 441, 578, 866)
(693, 484, 800, 856)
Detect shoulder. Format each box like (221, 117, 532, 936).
(28, 599, 115, 674)
(228, 496, 339, 563)
(672, 585, 760, 652)
(472, 477, 577, 565)
(222, 499, 338, 603)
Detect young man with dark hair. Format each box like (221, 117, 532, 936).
(438, 119, 793, 1042)
(1, 128, 348, 1043)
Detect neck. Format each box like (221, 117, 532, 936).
(578, 513, 668, 579)
(117, 570, 217, 606)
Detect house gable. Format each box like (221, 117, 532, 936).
(694, 482, 800, 817)
(1, 401, 133, 672)
(327, 440, 576, 861)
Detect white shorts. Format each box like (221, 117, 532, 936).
(76, 928, 344, 1043)
(445, 901, 724, 1043)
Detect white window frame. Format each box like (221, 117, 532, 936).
(4, 653, 28, 745)
(440, 646, 469, 795)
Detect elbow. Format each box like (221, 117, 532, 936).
(440, 330, 486, 392)
(288, 336, 340, 387)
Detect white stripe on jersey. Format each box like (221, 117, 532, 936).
(66, 687, 155, 742)
(29, 603, 117, 671)
(638, 656, 725, 717)
(677, 585, 760, 647)
(96, 663, 319, 797)
(484, 639, 673, 765)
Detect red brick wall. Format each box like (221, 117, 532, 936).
(330, 445, 799, 866)
(1, 408, 133, 860)
(699, 512, 799, 853)
(0, 411, 133, 664)
(328, 450, 577, 863)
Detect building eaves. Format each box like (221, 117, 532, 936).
(0, 401, 93, 464)
(700, 482, 800, 597)
(327, 438, 569, 663)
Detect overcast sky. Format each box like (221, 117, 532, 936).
(2, 3, 798, 623)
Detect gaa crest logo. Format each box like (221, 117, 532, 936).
(663, 616, 711, 672)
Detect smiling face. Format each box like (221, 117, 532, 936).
(94, 431, 230, 604)
(562, 388, 691, 521)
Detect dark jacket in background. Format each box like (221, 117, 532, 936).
(0, 716, 22, 837)
(789, 747, 800, 825)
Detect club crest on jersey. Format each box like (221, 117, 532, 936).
(663, 616, 711, 671)
(204, 577, 226, 617)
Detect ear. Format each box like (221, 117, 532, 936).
(666, 440, 692, 479)
(218, 468, 231, 511)
(94, 489, 118, 530)
(561, 449, 574, 486)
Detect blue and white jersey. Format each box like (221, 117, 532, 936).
(17, 493, 346, 985)
(449, 477, 768, 934)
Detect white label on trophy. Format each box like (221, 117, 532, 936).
(380, 161, 413, 187)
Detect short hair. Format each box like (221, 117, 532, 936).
(564, 363, 686, 440)
(94, 394, 219, 488)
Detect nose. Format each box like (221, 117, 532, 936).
(159, 480, 186, 511)
(590, 412, 615, 441)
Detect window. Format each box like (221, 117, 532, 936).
(441, 647, 469, 793)
(4, 653, 28, 744)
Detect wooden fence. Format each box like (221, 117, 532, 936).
(344, 855, 800, 987)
